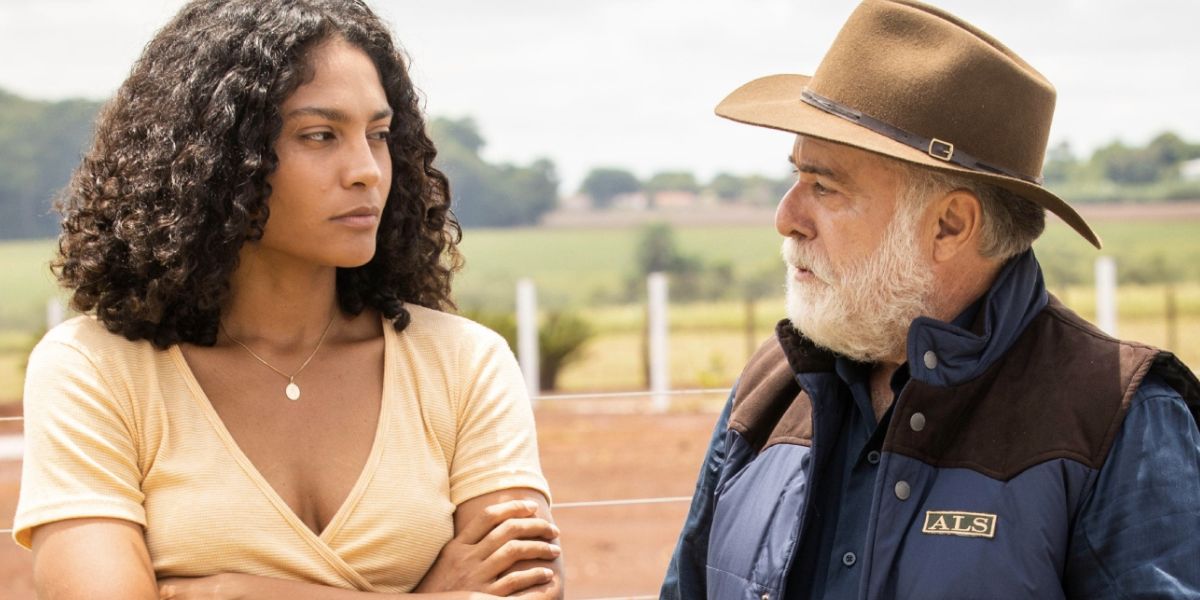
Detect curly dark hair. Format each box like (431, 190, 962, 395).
(54, 0, 461, 348)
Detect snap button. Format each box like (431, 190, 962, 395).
(923, 350, 938, 369)
(910, 412, 926, 432)
(842, 551, 857, 567)
(867, 450, 881, 465)
(894, 480, 911, 500)
(761, 593, 770, 600)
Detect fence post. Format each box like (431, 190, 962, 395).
(516, 278, 540, 403)
(648, 272, 670, 412)
(46, 298, 65, 329)
(1165, 283, 1178, 351)
(1094, 256, 1118, 336)
(744, 295, 757, 361)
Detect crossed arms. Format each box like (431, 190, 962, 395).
(30, 488, 563, 600)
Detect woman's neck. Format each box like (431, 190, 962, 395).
(222, 244, 341, 349)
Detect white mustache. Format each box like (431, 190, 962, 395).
(781, 237, 834, 283)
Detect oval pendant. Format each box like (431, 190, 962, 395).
(285, 382, 301, 401)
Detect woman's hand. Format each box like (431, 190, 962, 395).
(415, 499, 561, 597)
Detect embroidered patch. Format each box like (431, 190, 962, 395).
(921, 511, 997, 539)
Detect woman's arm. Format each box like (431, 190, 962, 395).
(418, 491, 563, 600)
(28, 505, 554, 600)
(159, 575, 503, 600)
(31, 518, 158, 600)
(155, 494, 561, 600)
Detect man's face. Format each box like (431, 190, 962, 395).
(778, 136, 935, 363)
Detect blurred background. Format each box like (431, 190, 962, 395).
(2, 1, 1199, 598)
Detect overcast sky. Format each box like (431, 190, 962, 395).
(2, 0, 1197, 190)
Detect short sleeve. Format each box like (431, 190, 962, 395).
(12, 339, 146, 549)
(447, 329, 550, 506)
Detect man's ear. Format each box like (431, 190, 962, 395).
(932, 189, 983, 263)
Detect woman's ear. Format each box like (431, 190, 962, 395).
(932, 189, 983, 264)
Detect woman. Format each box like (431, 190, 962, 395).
(13, 1, 562, 598)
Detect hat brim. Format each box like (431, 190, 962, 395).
(716, 74, 1102, 249)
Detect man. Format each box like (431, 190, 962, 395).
(661, 1, 1200, 599)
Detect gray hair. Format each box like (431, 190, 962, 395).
(900, 165, 1046, 260)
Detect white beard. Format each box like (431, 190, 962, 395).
(782, 204, 934, 363)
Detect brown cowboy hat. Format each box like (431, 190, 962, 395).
(715, 0, 1101, 249)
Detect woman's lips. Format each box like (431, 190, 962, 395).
(332, 206, 380, 229)
(332, 214, 378, 228)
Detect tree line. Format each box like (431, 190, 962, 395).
(2, 86, 1198, 240)
(577, 168, 792, 210)
(1043, 133, 1200, 203)
(0, 90, 561, 239)
(0, 89, 102, 240)
(579, 133, 1200, 209)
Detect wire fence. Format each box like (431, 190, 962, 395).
(534, 387, 727, 402)
(0, 387, 723, 599)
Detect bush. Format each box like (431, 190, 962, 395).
(462, 308, 594, 392)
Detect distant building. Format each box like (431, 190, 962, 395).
(1181, 158, 1200, 182)
(558, 193, 591, 211)
(611, 191, 649, 211)
(651, 190, 699, 209)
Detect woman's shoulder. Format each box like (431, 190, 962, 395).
(399, 304, 507, 345)
(35, 314, 159, 366)
(398, 304, 501, 338)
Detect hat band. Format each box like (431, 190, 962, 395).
(799, 90, 1042, 185)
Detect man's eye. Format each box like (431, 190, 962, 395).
(368, 130, 391, 141)
(303, 131, 334, 142)
(813, 181, 831, 195)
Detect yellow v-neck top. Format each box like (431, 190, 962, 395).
(13, 306, 550, 592)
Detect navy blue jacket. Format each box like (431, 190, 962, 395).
(662, 253, 1200, 599)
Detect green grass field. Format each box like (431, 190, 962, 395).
(454, 225, 786, 309)
(0, 239, 61, 331)
(557, 312, 1200, 392)
(2, 216, 1198, 401)
(454, 218, 1200, 310)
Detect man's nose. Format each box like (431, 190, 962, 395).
(776, 180, 814, 240)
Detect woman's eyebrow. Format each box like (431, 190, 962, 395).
(285, 106, 394, 121)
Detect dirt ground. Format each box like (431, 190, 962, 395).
(0, 404, 719, 600)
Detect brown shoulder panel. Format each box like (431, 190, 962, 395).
(730, 335, 814, 452)
(884, 296, 1161, 481)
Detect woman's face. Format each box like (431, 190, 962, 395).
(259, 36, 393, 269)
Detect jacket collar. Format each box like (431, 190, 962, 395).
(776, 249, 1048, 388)
(906, 249, 1047, 386)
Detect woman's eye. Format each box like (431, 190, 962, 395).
(303, 131, 334, 142)
(368, 130, 391, 142)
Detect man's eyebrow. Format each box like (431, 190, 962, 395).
(788, 156, 841, 181)
(285, 106, 394, 121)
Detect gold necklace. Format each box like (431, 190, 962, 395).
(220, 313, 337, 401)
